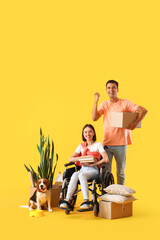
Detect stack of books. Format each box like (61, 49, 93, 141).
(79, 156, 95, 163)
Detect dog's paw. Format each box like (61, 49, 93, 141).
(48, 209, 53, 212)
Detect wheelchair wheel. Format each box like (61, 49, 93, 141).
(103, 171, 114, 188)
(63, 187, 67, 200)
(92, 180, 98, 202)
(64, 209, 70, 215)
(62, 179, 68, 200)
(93, 202, 99, 217)
(92, 180, 99, 216)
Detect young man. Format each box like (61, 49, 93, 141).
(92, 80, 147, 185)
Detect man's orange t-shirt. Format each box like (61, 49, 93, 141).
(98, 99, 139, 146)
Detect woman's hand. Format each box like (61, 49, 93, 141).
(81, 162, 90, 166)
(89, 157, 109, 167)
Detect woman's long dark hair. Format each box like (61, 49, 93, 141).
(82, 124, 97, 142)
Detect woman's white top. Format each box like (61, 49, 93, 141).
(75, 142, 105, 155)
(75, 142, 105, 173)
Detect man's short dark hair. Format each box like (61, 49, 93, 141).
(106, 80, 118, 88)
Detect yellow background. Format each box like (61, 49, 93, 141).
(0, 0, 159, 239)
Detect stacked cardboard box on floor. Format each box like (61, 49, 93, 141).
(98, 184, 136, 220)
(99, 201, 132, 219)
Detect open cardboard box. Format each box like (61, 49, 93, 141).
(111, 112, 141, 128)
(30, 183, 62, 208)
(98, 200, 133, 219)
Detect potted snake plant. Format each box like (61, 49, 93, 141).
(24, 129, 61, 207)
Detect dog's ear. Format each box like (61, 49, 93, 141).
(37, 179, 41, 190)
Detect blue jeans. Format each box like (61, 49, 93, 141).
(104, 145, 127, 185)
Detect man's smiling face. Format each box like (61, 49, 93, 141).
(106, 83, 118, 99)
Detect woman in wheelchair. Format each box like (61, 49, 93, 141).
(59, 124, 109, 211)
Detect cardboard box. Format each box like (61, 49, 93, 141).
(98, 200, 132, 219)
(30, 184, 62, 207)
(111, 112, 141, 128)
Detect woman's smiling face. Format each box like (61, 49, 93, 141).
(83, 127, 95, 141)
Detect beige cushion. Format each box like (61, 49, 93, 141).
(99, 193, 136, 204)
(103, 184, 136, 196)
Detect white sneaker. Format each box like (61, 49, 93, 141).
(80, 203, 90, 209)
(60, 202, 68, 209)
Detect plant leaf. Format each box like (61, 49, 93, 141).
(38, 166, 43, 178)
(40, 148, 44, 171)
(29, 164, 38, 183)
(24, 164, 31, 172)
(51, 153, 59, 186)
(40, 128, 43, 150)
(37, 144, 40, 153)
(50, 172, 53, 187)
(43, 148, 48, 179)
(51, 141, 54, 168)
(47, 137, 50, 163)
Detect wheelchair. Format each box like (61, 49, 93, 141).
(58, 162, 114, 216)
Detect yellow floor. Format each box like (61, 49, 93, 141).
(1, 193, 159, 240)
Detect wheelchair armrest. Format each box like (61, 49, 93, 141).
(64, 162, 75, 167)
